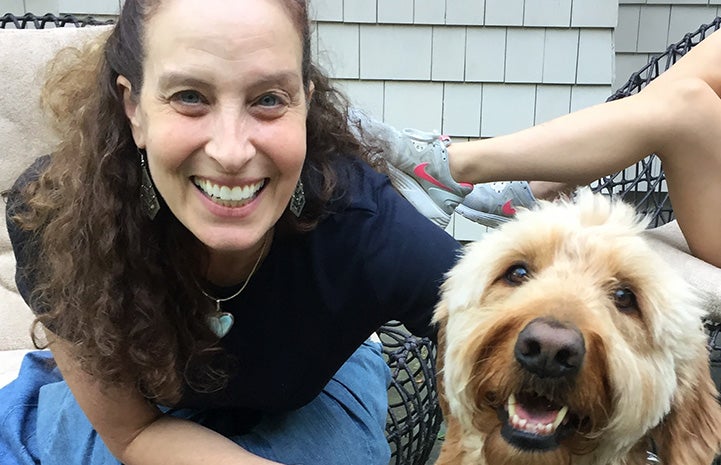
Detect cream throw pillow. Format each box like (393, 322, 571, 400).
(0, 26, 111, 350)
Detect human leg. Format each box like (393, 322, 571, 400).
(650, 78, 721, 268)
(0, 351, 64, 465)
(36, 381, 120, 465)
(349, 108, 594, 228)
(26, 341, 390, 465)
(231, 340, 392, 465)
(448, 76, 721, 266)
(445, 93, 663, 187)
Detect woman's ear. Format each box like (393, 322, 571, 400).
(306, 81, 315, 111)
(117, 75, 146, 148)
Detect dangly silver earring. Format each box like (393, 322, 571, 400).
(138, 149, 161, 220)
(289, 179, 306, 217)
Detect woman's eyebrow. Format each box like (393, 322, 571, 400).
(157, 72, 212, 90)
(249, 71, 302, 88)
(157, 70, 303, 93)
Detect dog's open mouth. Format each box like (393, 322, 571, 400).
(498, 391, 578, 451)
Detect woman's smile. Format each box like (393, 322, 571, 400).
(192, 176, 268, 208)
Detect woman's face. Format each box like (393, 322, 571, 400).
(120, 0, 309, 258)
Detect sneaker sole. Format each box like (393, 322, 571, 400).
(455, 204, 511, 229)
(386, 165, 451, 229)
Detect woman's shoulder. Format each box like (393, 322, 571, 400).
(5, 156, 52, 315)
(6, 155, 51, 207)
(318, 156, 458, 248)
(331, 156, 398, 214)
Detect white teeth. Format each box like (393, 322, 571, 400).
(506, 394, 570, 437)
(510, 415, 557, 436)
(512, 414, 527, 429)
(552, 405, 569, 430)
(194, 177, 264, 204)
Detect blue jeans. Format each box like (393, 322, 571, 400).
(1, 341, 391, 465)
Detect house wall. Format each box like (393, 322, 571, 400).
(615, 0, 719, 89)
(312, 0, 616, 140)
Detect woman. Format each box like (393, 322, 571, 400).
(2, 0, 459, 464)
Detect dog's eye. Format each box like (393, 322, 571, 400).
(613, 288, 638, 312)
(504, 264, 530, 286)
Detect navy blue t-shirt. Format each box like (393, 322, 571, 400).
(7, 155, 461, 431)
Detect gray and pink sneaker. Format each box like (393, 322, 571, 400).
(349, 109, 472, 229)
(456, 181, 537, 229)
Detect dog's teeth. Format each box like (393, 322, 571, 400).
(507, 394, 517, 418)
(552, 405, 570, 430)
(507, 395, 569, 437)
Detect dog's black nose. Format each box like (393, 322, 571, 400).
(514, 318, 585, 379)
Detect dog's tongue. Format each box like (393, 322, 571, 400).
(512, 392, 564, 423)
(507, 393, 570, 436)
(514, 401, 559, 424)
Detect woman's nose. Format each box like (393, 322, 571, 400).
(205, 110, 257, 172)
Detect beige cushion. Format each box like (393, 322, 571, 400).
(643, 220, 721, 320)
(0, 26, 111, 350)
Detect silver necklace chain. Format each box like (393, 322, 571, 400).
(199, 235, 269, 313)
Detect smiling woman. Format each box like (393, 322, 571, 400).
(0, 1, 461, 465)
(118, 0, 309, 260)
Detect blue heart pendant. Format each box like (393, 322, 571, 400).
(207, 312, 234, 338)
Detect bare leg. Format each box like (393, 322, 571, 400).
(446, 92, 662, 187)
(528, 181, 576, 201)
(446, 78, 721, 267)
(654, 79, 721, 267)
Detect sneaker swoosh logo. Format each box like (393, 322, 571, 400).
(502, 200, 516, 216)
(413, 163, 453, 191)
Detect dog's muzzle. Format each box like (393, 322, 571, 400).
(499, 317, 586, 451)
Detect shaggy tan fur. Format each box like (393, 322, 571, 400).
(434, 190, 721, 465)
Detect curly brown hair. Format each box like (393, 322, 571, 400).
(8, 0, 385, 404)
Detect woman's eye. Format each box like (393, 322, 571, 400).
(172, 90, 205, 106)
(257, 94, 282, 107)
(504, 264, 530, 286)
(613, 288, 638, 313)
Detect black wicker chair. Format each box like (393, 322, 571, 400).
(589, 16, 721, 382)
(589, 18, 721, 465)
(0, 13, 442, 465)
(378, 322, 442, 465)
(590, 16, 721, 228)
(0, 12, 113, 28)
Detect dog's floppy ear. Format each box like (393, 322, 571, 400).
(654, 354, 721, 464)
(433, 301, 449, 411)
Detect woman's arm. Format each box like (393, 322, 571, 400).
(49, 334, 280, 465)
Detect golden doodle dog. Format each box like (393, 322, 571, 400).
(434, 190, 721, 465)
